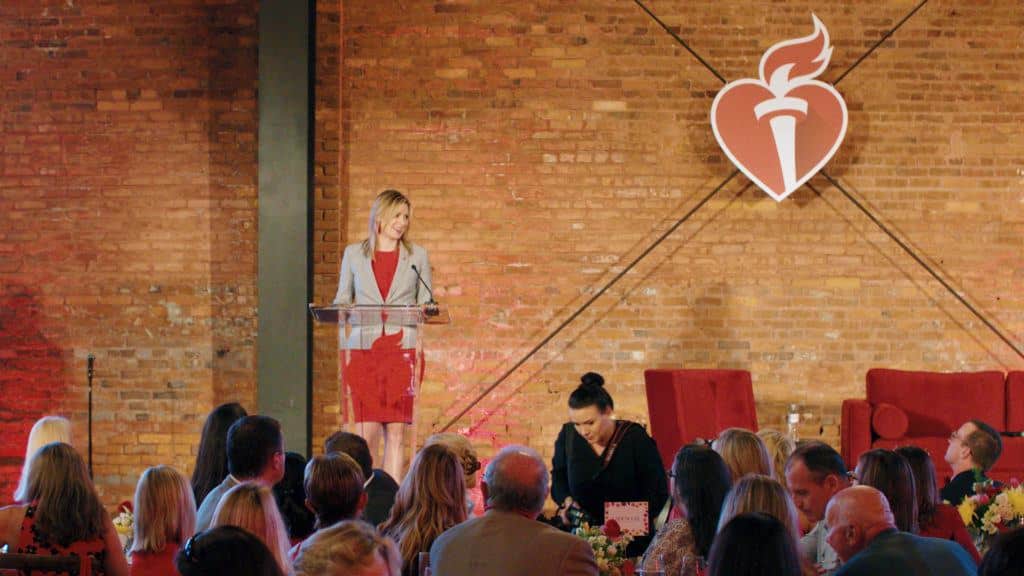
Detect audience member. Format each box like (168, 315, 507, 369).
(854, 449, 918, 533)
(895, 446, 980, 562)
(274, 452, 316, 545)
(211, 482, 292, 575)
(785, 441, 852, 575)
(0, 442, 129, 576)
(130, 465, 197, 576)
(425, 432, 482, 514)
(195, 415, 285, 531)
(642, 444, 731, 576)
(325, 430, 399, 526)
(14, 415, 72, 501)
(430, 445, 597, 576)
(706, 512, 802, 576)
(758, 429, 796, 487)
(978, 526, 1024, 576)
(292, 451, 367, 561)
(718, 474, 802, 544)
(175, 525, 285, 576)
(552, 372, 667, 555)
(825, 486, 976, 576)
(380, 444, 467, 576)
(943, 419, 1002, 505)
(190, 402, 247, 506)
(294, 520, 400, 576)
(713, 427, 773, 482)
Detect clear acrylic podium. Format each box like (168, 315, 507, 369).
(309, 304, 449, 426)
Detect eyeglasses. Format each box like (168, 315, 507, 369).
(949, 431, 963, 443)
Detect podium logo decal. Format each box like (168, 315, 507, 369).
(711, 15, 848, 201)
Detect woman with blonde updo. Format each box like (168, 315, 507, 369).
(212, 483, 293, 575)
(379, 444, 466, 576)
(15, 415, 72, 500)
(130, 466, 196, 575)
(712, 427, 773, 483)
(294, 520, 401, 576)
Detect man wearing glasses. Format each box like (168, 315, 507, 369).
(941, 419, 1003, 505)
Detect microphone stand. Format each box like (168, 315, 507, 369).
(87, 354, 94, 478)
(411, 265, 440, 317)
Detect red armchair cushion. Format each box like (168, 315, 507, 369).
(1007, 372, 1024, 433)
(872, 403, 909, 439)
(866, 368, 1006, 435)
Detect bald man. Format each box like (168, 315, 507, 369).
(430, 445, 598, 576)
(826, 486, 976, 576)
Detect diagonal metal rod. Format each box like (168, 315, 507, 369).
(832, 0, 929, 86)
(633, 0, 728, 85)
(817, 172, 1024, 361)
(439, 170, 740, 431)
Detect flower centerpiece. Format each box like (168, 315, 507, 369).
(957, 474, 1024, 554)
(112, 500, 134, 553)
(574, 519, 635, 576)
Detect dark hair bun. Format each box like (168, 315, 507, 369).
(580, 372, 605, 388)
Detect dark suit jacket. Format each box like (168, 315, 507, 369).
(835, 529, 977, 576)
(362, 468, 399, 527)
(430, 510, 598, 576)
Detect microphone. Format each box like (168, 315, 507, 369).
(87, 354, 95, 381)
(411, 264, 439, 316)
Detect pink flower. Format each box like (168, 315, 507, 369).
(602, 519, 623, 541)
(1009, 477, 1021, 488)
(977, 494, 990, 506)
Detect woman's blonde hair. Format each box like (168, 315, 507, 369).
(362, 189, 412, 258)
(379, 444, 466, 573)
(19, 442, 106, 547)
(712, 427, 773, 482)
(131, 465, 196, 554)
(212, 482, 292, 575)
(15, 416, 73, 502)
(425, 432, 480, 489)
(294, 520, 400, 576)
(718, 474, 801, 544)
(757, 429, 796, 488)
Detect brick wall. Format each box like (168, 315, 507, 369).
(316, 0, 1024, 467)
(0, 0, 258, 503)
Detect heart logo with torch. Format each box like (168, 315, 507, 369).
(711, 15, 848, 202)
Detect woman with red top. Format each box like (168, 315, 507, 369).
(0, 442, 129, 576)
(895, 446, 981, 563)
(334, 189, 434, 480)
(130, 466, 196, 576)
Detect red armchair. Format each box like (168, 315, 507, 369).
(644, 369, 759, 468)
(842, 368, 1024, 484)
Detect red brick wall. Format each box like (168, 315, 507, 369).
(315, 0, 1024, 467)
(0, 0, 258, 504)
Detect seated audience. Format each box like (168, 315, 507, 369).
(759, 429, 812, 533)
(713, 427, 773, 482)
(707, 512, 802, 576)
(785, 442, 852, 575)
(130, 465, 196, 576)
(274, 452, 316, 545)
(978, 526, 1024, 576)
(290, 452, 367, 559)
(718, 474, 802, 544)
(175, 526, 285, 576)
(854, 449, 918, 533)
(642, 444, 731, 576)
(380, 443, 467, 576)
(15, 415, 72, 500)
(190, 402, 248, 506)
(895, 446, 980, 562)
(196, 415, 285, 531)
(211, 482, 293, 575)
(0, 442, 129, 576)
(294, 520, 400, 576)
(325, 431, 399, 526)
(943, 419, 1002, 505)
(825, 486, 976, 576)
(430, 445, 597, 576)
(425, 432, 482, 514)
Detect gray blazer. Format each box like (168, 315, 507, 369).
(333, 241, 432, 350)
(430, 510, 598, 576)
(195, 475, 239, 532)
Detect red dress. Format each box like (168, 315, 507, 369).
(130, 545, 180, 576)
(919, 503, 981, 564)
(16, 503, 108, 575)
(343, 250, 419, 423)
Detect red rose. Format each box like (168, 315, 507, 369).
(977, 494, 990, 505)
(602, 519, 622, 540)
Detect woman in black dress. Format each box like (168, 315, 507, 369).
(551, 372, 668, 556)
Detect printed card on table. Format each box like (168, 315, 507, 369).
(605, 501, 648, 536)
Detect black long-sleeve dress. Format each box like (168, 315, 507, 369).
(551, 420, 669, 556)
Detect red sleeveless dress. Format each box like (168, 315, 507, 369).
(15, 503, 107, 575)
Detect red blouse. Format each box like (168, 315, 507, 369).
(372, 250, 399, 301)
(919, 503, 981, 564)
(16, 503, 108, 575)
(130, 545, 181, 576)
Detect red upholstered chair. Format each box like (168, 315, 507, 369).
(644, 369, 759, 468)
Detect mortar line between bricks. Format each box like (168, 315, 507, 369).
(833, 0, 930, 86)
(439, 170, 740, 432)
(633, 0, 728, 85)
(814, 173, 1024, 362)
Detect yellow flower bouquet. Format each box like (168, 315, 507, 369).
(574, 520, 635, 576)
(957, 475, 1024, 553)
